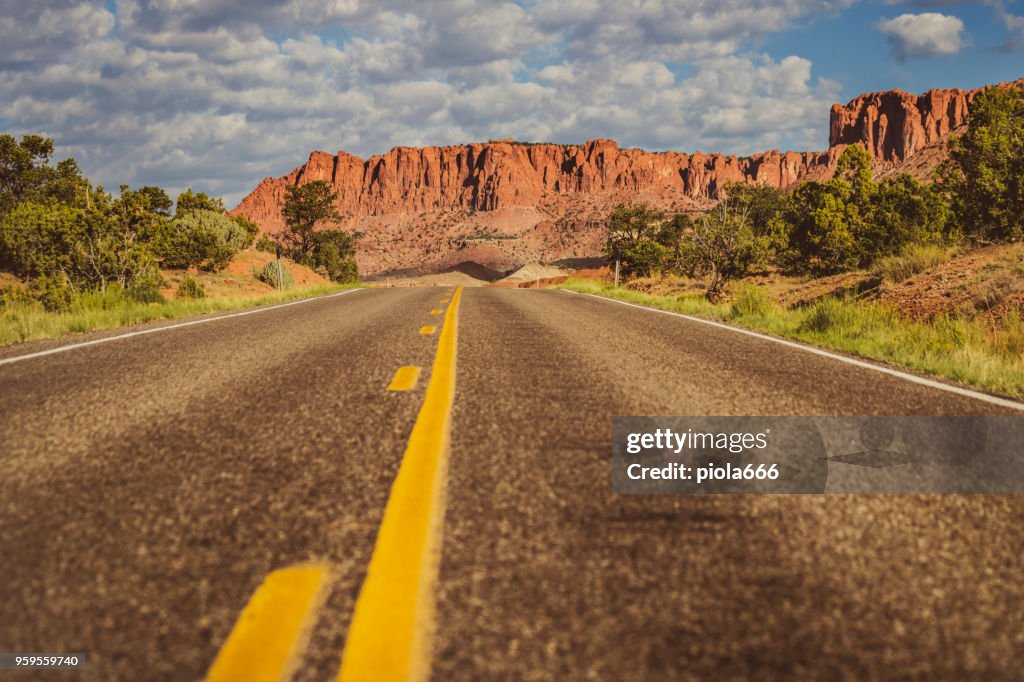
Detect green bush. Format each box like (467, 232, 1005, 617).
(256, 261, 294, 289)
(326, 256, 359, 284)
(800, 296, 898, 336)
(0, 285, 34, 310)
(996, 312, 1024, 360)
(125, 285, 165, 304)
(800, 297, 861, 334)
(255, 234, 277, 253)
(0, 201, 160, 292)
(231, 215, 260, 249)
(729, 286, 773, 318)
(296, 229, 359, 283)
(778, 146, 954, 275)
(604, 204, 671, 279)
(678, 201, 768, 300)
(938, 85, 1024, 242)
(176, 276, 205, 299)
(155, 209, 248, 271)
(175, 189, 224, 216)
(873, 244, 951, 283)
(26, 275, 72, 312)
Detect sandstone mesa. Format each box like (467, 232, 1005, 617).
(232, 79, 1021, 277)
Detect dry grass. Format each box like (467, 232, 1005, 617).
(0, 282, 353, 346)
(559, 278, 1024, 400)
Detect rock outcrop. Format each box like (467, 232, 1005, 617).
(233, 141, 838, 234)
(829, 78, 1022, 165)
(232, 79, 1022, 276)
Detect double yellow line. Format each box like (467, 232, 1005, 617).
(338, 287, 461, 682)
(205, 287, 462, 682)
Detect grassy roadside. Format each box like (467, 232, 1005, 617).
(0, 283, 356, 346)
(558, 278, 1024, 400)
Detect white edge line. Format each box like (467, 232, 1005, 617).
(0, 288, 363, 367)
(568, 289, 1024, 413)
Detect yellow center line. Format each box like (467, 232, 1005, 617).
(338, 287, 463, 682)
(387, 366, 421, 392)
(205, 563, 329, 682)
(419, 326, 436, 335)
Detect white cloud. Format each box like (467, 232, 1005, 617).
(986, 0, 1024, 50)
(0, 0, 850, 206)
(877, 12, 968, 60)
(1005, 12, 1024, 49)
(0, 1, 114, 66)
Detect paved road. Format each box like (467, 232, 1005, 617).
(1, 287, 1022, 681)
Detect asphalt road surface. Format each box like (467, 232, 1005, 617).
(1, 286, 1022, 681)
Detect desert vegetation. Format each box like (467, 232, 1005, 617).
(0, 137, 356, 343)
(0, 138, 267, 309)
(274, 180, 359, 284)
(605, 143, 956, 299)
(559, 277, 1024, 398)
(605, 85, 1022, 298)
(589, 84, 1024, 396)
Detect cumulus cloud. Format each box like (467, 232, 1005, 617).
(985, 0, 1024, 50)
(1004, 12, 1024, 49)
(877, 12, 969, 60)
(0, 0, 851, 206)
(0, 1, 115, 67)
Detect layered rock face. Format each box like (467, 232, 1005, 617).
(233, 141, 836, 234)
(233, 79, 1020, 276)
(830, 78, 1022, 165)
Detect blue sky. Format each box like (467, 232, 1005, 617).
(764, 2, 1022, 97)
(0, 0, 1020, 207)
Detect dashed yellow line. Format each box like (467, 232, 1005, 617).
(205, 563, 328, 682)
(338, 287, 463, 682)
(387, 366, 421, 392)
(419, 326, 436, 335)
(430, 309, 442, 315)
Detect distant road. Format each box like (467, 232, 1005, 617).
(1, 287, 1021, 681)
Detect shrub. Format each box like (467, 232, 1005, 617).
(604, 204, 669, 278)
(125, 285, 165, 304)
(938, 85, 1024, 242)
(995, 312, 1024, 360)
(873, 244, 951, 283)
(175, 189, 225, 216)
(0, 200, 160, 292)
(0, 285, 34, 310)
(255, 234, 277, 253)
(231, 215, 260, 249)
(619, 239, 671, 279)
(730, 286, 773, 319)
(799, 297, 897, 336)
(800, 297, 861, 334)
(155, 209, 248, 271)
(257, 260, 294, 289)
(678, 200, 768, 301)
(27, 274, 73, 311)
(326, 256, 358, 284)
(176, 276, 205, 299)
(299, 230, 359, 282)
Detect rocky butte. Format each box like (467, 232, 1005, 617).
(231, 79, 1022, 277)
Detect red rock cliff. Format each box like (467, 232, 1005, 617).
(231, 79, 1022, 276)
(233, 140, 836, 233)
(829, 79, 1022, 164)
